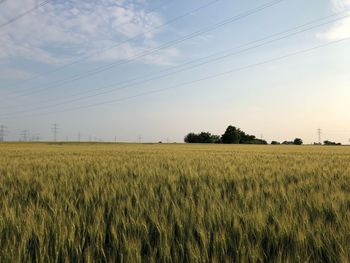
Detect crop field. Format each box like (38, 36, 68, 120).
(0, 143, 349, 262)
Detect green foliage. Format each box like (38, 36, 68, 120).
(0, 143, 350, 262)
(293, 138, 303, 145)
(324, 140, 342, 146)
(221, 125, 241, 144)
(184, 132, 220, 143)
(283, 138, 304, 145)
(221, 125, 267, 144)
(185, 125, 267, 144)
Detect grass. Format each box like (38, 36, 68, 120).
(0, 143, 349, 262)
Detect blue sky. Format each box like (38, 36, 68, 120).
(0, 0, 349, 143)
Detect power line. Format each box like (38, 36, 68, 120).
(100, 0, 174, 42)
(1, 0, 222, 97)
(0, 0, 230, 100)
(4, 36, 350, 120)
(2, 12, 350, 117)
(3, 0, 284, 101)
(322, 130, 350, 134)
(0, 0, 51, 29)
(40, 37, 350, 115)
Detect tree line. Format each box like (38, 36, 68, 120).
(184, 125, 268, 144)
(184, 125, 305, 145)
(322, 140, 342, 146)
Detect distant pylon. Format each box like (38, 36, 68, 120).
(31, 134, 40, 141)
(20, 130, 29, 141)
(317, 128, 322, 144)
(0, 124, 7, 142)
(52, 123, 58, 142)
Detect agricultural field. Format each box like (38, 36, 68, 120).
(0, 143, 349, 262)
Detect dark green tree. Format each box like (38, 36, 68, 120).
(198, 132, 214, 143)
(185, 125, 268, 145)
(221, 126, 241, 144)
(184, 133, 199, 143)
(184, 132, 220, 143)
(271, 141, 280, 145)
(293, 138, 303, 145)
(324, 140, 342, 146)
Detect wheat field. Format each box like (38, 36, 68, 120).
(0, 143, 349, 262)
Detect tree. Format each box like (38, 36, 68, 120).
(324, 140, 342, 146)
(211, 135, 221, 144)
(184, 133, 198, 143)
(185, 125, 270, 145)
(293, 138, 303, 145)
(271, 141, 280, 145)
(184, 132, 220, 144)
(243, 138, 267, 144)
(198, 132, 214, 143)
(221, 126, 241, 144)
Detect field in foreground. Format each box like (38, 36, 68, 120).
(0, 143, 349, 262)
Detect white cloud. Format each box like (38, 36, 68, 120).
(331, 0, 350, 11)
(320, 17, 350, 40)
(318, 1, 350, 40)
(0, 0, 176, 65)
(94, 42, 179, 66)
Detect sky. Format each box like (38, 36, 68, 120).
(0, 0, 349, 143)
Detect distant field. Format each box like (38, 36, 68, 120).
(0, 143, 349, 262)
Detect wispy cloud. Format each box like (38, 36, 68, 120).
(319, 0, 350, 40)
(0, 68, 32, 79)
(94, 41, 179, 66)
(0, 0, 176, 66)
(331, 0, 350, 11)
